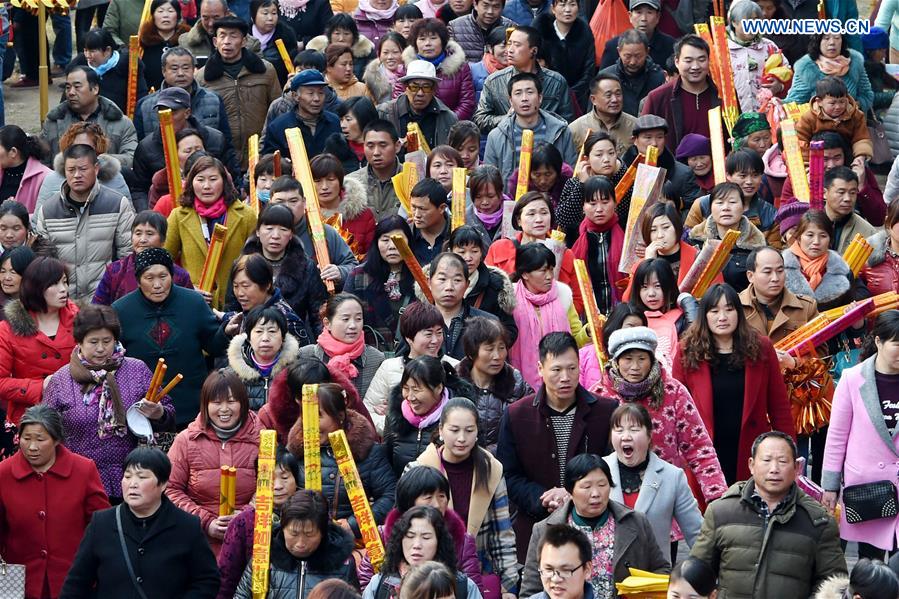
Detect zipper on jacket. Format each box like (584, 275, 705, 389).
(298, 560, 307, 598)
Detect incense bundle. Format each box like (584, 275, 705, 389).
(871, 292, 899, 318)
(574, 259, 607, 371)
(273, 151, 282, 177)
(618, 163, 665, 274)
(781, 299, 875, 357)
(451, 167, 466, 230)
(139, 0, 153, 35)
(406, 123, 431, 155)
(691, 229, 739, 298)
(302, 384, 322, 491)
(390, 234, 434, 303)
(146, 358, 166, 403)
(842, 233, 873, 277)
(153, 374, 183, 403)
(391, 162, 417, 215)
(572, 128, 592, 179)
(645, 144, 659, 167)
(709, 106, 726, 184)
(514, 130, 534, 201)
(158, 109, 182, 201)
(251, 430, 277, 598)
(710, 17, 739, 132)
(247, 134, 260, 213)
(614, 153, 645, 204)
(693, 24, 721, 95)
(219, 466, 237, 516)
(780, 119, 810, 202)
(285, 127, 335, 293)
(329, 429, 387, 573)
(678, 240, 716, 294)
(783, 102, 805, 121)
(126, 36, 139, 119)
(274, 39, 295, 76)
(197, 223, 228, 292)
(809, 140, 824, 210)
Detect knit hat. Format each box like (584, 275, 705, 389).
(775, 201, 809, 236)
(863, 27, 890, 52)
(6, 245, 36, 275)
(134, 247, 174, 279)
(608, 326, 658, 360)
(731, 112, 770, 149)
(675, 133, 712, 160)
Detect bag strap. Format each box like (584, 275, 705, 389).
(116, 505, 150, 599)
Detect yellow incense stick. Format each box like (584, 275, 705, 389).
(574, 259, 607, 371)
(451, 167, 466, 230)
(146, 358, 165, 403)
(251, 430, 277, 598)
(614, 153, 644, 204)
(197, 224, 228, 292)
(692, 229, 739, 298)
(247, 134, 260, 213)
(274, 39, 295, 76)
(126, 36, 139, 119)
(572, 128, 592, 179)
(645, 144, 659, 167)
(708, 107, 726, 184)
(152, 373, 182, 403)
(158, 109, 182, 201)
(219, 466, 232, 516)
(514, 130, 534, 201)
(226, 466, 237, 511)
(302, 384, 322, 491)
(391, 234, 433, 303)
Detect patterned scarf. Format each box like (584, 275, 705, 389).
(69, 343, 128, 439)
(279, 0, 310, 18)
(608, 360, 665, 408)
(816, 55, 850, 76)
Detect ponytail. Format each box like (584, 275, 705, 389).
(0, 126, 49, 163)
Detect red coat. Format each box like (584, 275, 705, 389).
(165, 410, 262, 554)
(0, 299, 78, 426)
(0, 445, 109, 599)
(860, 231, 899, 296)
(485, 233, 585, 316)
(672, 336, 796, 482)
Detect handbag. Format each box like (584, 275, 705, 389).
(868, 116, 893, 166)
(842, 480, 899, 524)
(0, 553, 25, 599)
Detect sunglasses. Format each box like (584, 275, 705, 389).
(407, 82, 436, 93)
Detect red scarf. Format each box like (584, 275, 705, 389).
(194, 196, 227, 219)
(571, 214, 625, 300)
(483, 53, 504, 75)
(348, 140, 365, 161)
(317, 329, 366, 379)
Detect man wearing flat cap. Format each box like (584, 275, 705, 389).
(262, 68, 343, 159)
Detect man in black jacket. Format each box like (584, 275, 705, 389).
(599, 0, 675, 70)
(598, 28, 666, 117)
(262, 68, 342, 159)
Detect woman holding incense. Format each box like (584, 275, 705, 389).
(687, 182, 767, 293)
(312, 153, 376, 259)
(507, 143, 574, 213)
(286, 382, 396, 538)
(165, 155, 258, 310)
(166, 368, 261, 554)
(861, 199, 899, 296)
(253, 0, 299, 87)
(43, 305, 175, 500)
(672, 283, 795, 485)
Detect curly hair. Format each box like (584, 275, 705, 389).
(383, 506, 457, 576)
(59, 122, 109, 155)
(679, 283, 760, 370)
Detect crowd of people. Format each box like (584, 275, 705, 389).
(1, 0, 899, 597)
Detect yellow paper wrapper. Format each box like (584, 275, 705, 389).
(645, 144, 658, 167)
(709, 106, 726, 184)
(618, 163, 665, 274)
(274, 39, 295, 77)
(451, 167, 466, 230)
(251, 430, 277, 598)
(302, 384, 322, 491)
(248, 134, 260, 213)
(158, 109, 182, 201)
(197, 223, 228, 292)
(515, 130, 534, 201)
(391, 234, 434, 303)
(126, 36, 140, 119)
(614, 153, 645, 204)
(781, 119, 810, 202)
(219, 465, 233, 516)
(574, 259, 607, 371)
(692, 228, 739, 298)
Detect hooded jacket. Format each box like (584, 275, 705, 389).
(796, 95, 873, 161)
(228, 332, 301, 410)
(393, 41, 475, 120)
(484, 109, 578, 182)
(297, 343, 385, 405)
(41, 96, 139, 169)
(861, 230, 899, 296)
(533, 13, 595, 113)
(36, 153, 131, 216)
(782, 248, 853, 311)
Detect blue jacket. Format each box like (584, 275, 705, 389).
(502, 0, 550, 25)
(784, 49, 873, 113)
(261, 109, 342, 159)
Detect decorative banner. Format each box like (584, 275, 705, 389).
(251, 430, 277, 598)
(573, 259, 607, 371)
(693, 24, 721, 100)
(500, 200, 516, 239)
(842, 233, 873, 277)
(780, 119, 810, 202)
(785, 357, 833, 435)
(285, 127, 335, 293)
(158, 109, 183, 202)
(572, 128, 592, 179)
(618, 163, 665, 274)
(152, 373, 182, 403)
(126, 36, 140, 119)
(809, 141, 825, 211)
(710, 17, 739, 132)
(451, 167, 467, 230)
(644, 144, 658, 167)
(274, 39, 295, 76)
(515, 130, 534, 201)
(329, 429, 386, 573)
(302, 384, 322, 491)
(390, 234, 434, 303)
(248, 134, 260, 214)
(691, 228, 739, 298)
(614, 153, 645, 204)
(146, 358, 166, 403)
(198, 223, 228, 292)
(709, 106, 726, 184)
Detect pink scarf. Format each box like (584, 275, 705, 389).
(317, 329, 365, 379)
(816, 55, 850, 77)
(279, 0, 310, 18)
(510, 280, 571, 389)
(401, 388, 449, 429)
(252, 25, 276, 50)
(356, 0, 399, 20)
(194, 196, 227, 219)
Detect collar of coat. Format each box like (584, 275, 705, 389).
(412, 263, 515, 312)
(533, 11, 592, 45)
(691, 214, 767, 250)
(610, 55, 662, 80)
(809, 95, 862, 124)
(814, 576, 851, 599)
(286, 407, 377, 461)
(241, 234, 313, 297)
(866, 229, 890, 267)
(203, 47, 267, 81)
(456, 358, 525, 400)
(269, 520, 355, 572)
(782, 248, 851, 305)
(740, 283, 811, 314)
(727, 479, 831, 527)
(227, 332, 300, 383)
(185, 407, 261, 442)
(139, 20, 190, 46)
(857, 355, 899, 454)
(9, 443, 76, 479)
(48, 95, 124, 123)
(306, 33, 375, 59)
(53, 152, 121, 182)
(400, 40, 467, 77)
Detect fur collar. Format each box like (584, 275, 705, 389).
(227, 332, 300, 382)
(203, 48, 267, 81)
(363, 59, 395, 102)
(401, 40, 466, 77)
(285, 408, 377, 461)
(270, 521, 354, 572)
(139, 20, 190, 46)
(382, 506, 468, 550)
(782, 248, 851, 305)
(456, 358, 524, 400)
(53, 152, 121, 182)
(4, 299, 37, 337)
(867, 229, 890, 267)
(533, 11, 592, 44)
(412, 263, 515, 311)
(690, 215, 767, 250)
(813, 575, 849, 599)
(307, 34, 375, 59)
(241, 235, 312, 299)
(338, 176, 368, 220)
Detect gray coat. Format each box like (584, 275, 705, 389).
(134, 82, 231, 140)
(293, 217, 359, 287)
(602, 451, 703, 555)
(484, 109, 578, 182)
(448, 13, 516, 63)
(473, 65, 574, 133)
(297, 343, 384, 403)
(40, 97, 138, 169)
(35, 153, 131, 217)
(782, 248, 852, 309)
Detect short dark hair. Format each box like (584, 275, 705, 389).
(284, 358, 333, 399)
(0, 199, 30, 231)
(430, 252, 469, 281)
(849, 559, 899, 599)
(794, 209, 834, 240)
(446, 225, 487, 255)
(66, 64, 101, 89)
(674, 34, 709, 59)
(336, 96, 378, 134)
(825, 165, 858, 188)
(467, 164, 503, 202)
(610, 402, 654, 432)
(589, 72, 621, 94)
(640, 201, 683, 246)
(325, 13, 359, 43)
(83, 27, 118, 52)
(409, 18, 450, 50)
(150, 0, 182, 21)
(538, 331, 579, 363)
(811, 131, 851, 161)
(448, 120, 480, 149)
(250, 0, 278, 21)
(537, 524, 592, 566)
(212, 15, 249, 36)
(63, 143, 98, 164)
(411, 178, 448, 207)
(295, 49, 325, 72)
(123, 447, 172, 484)
(725, 148, 764, 176)
(531, 142, 562, 177)
(512, 191, 555, 231)
(281, 489, 331, 537)
(508, 71, 542, 96)
(161, 45, 195, 69)
(750, 430, 798, 460)
(399, 301, 444, 342)
(133, 209, 168, 241)
(270, 175, 302, 198)
(199, 368, 250, 427)
(514, 243, 555, 280)
(815, 75, 848, 98)
(20, 257, 67, 313)
(808, 32, 848, 60)
(395, 3, 423, 19)
(230, 253, 274, 294)
(363, 119, 400, 142)
(396, 465, 450, 512)
(564, 453, 614, 494)
(629, 258, 678, 312)
(461, 315, 509, 361)
(746, 246, 784, 272)
(73, 304, 121, 342)
(384, 506, 457, 576)
(617, 28, 649, 49)
(275, 445, 301, 486)
(670, 558, 718, 596)
(244, 304, 287, 338)
(512, 25, 540, 49)
(710, 181, 746, 207)
(310, 153, 346, 186)
(257, 202, 295, 231)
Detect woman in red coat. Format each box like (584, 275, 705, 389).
(0, 257, 77, 460)
(860, 199, 899, 296)
(312, 153, 377, 261)
(165, 369, 261, 555)
(0, 405, 109, 599)
(672, 283, 795, 485)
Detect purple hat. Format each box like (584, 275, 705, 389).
(675, 133, 712, 161)
(775, 200, 809, 236)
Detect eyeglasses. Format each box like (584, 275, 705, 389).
(538, 562, 586, 581)
(407, 82, 436, 93)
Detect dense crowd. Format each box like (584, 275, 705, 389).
(0, 0, 899, 597)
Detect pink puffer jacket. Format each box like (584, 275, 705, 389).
(392, 40, 475, 120)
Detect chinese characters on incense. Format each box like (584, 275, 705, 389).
(251, 430, 278, 598)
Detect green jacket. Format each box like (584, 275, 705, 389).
(690, 480, 847, 599)
(113, 285, 228, 426)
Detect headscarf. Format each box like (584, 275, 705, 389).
(134, 247, 174, 280)
(731, 112, 770, 150)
